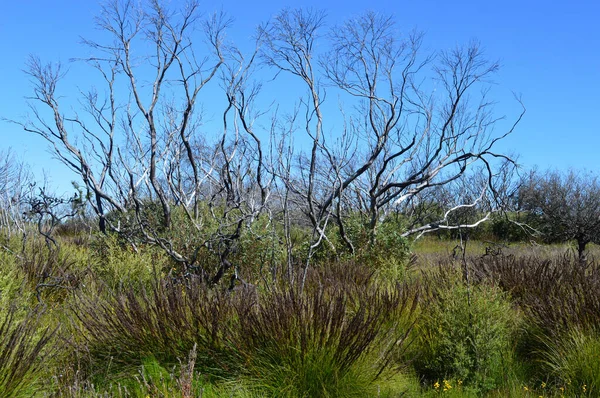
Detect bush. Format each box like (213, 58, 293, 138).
(338, 214, 412, 281)
(89, 233, 161, 288)
(414, 264, 519, 393)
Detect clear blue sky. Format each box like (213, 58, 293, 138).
(1, 0, 599, 194)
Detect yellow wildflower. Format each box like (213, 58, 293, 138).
(434, 381, 440, 390)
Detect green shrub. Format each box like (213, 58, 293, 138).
(89, 234, 162, 288)
(337, 214, 411, 281)
(414, 264, 519, 393)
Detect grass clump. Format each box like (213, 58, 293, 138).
(539, 326, 600, 397)
(233, 263, 418, 397)
(70, 261, 418, 397)
(0, 305, 57, 397)
(71, 275, 242, 387)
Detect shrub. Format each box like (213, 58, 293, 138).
(88, 233, 161, 288)
(414, 263, 519, 393)
(339, 214, 412, 282)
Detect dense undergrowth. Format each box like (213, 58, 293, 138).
(1, 231, 600, 397)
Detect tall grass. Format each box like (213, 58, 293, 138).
(69, 261, 418, 396)
(540, 326, 600, 397)
(72, 275, 241, 383)
(474, 252, 600, 334)
(234, 265, 418, 397)
(0, 305, 57, 397)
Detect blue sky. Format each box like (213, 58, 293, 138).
(1, 0, 599, 194)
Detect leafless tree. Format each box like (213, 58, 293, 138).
(0, 149, 33, 237)
(15, 2, 523, 286)
(261, 10, 523, 259)
(15, 0, 271, 285)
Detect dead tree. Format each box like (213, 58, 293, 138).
(261, 10, 524, 257)
(17, 0, 269, 284)
(0, 150, 33, 237)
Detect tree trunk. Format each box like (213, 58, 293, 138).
(96, 194, 106, 234)
(577, 238, 588, 266)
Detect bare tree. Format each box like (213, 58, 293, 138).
(519, 169, 600, 263)
(14, 2, 523, 285)
(0, 150, 34, 238)
(261, 10, 523, 258)
(15, 0, 272, 285)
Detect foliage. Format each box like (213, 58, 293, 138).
(519, 170, 600, 260)
(344, 214, 412, 280)
(414, 263, 519, 393)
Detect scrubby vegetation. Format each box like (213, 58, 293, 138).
(2, 0, 597, 396)
(2, 222, 600, 397)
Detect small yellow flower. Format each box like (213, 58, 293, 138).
(541, 381, 546, 389)
(443, 380, 452, 390)
(457, 379, 463, 386)
(523, 386, 529, 392)
(583, 384, 587, 392)
(434, 381, 440, 390)
(559, 386, 564, 392)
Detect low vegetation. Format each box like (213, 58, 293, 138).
(1, 226, 600, 397)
